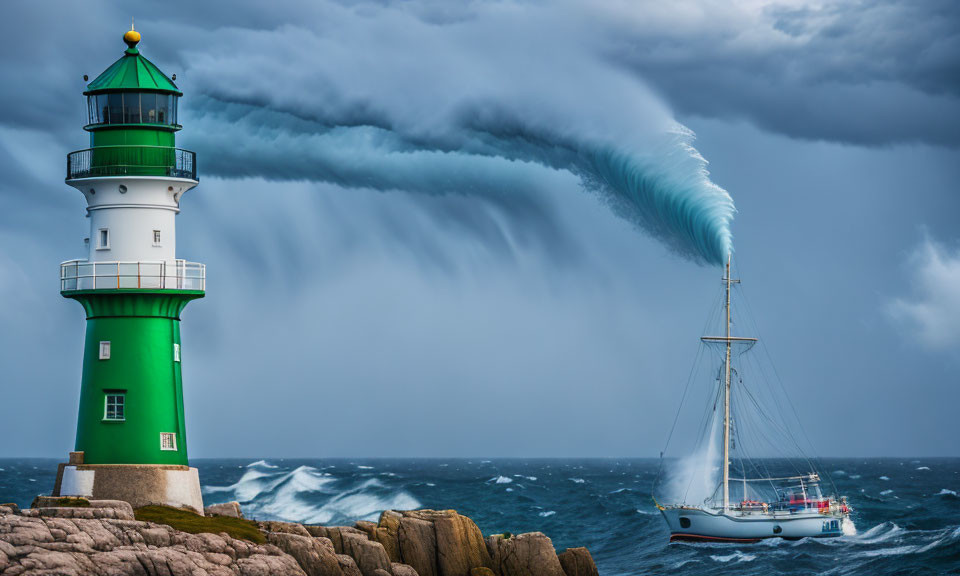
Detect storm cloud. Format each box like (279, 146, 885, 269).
(0, 1, 958, 458)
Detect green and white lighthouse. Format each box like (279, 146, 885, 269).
(53, 26, 206, 513)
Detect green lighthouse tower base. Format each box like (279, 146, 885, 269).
(52, 27, 207, 514)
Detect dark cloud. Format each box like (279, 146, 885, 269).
(604, 0, 960, 146)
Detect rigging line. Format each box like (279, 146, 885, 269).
(730, 377, 770, 493)
(736, 364, 809, 478)
(733, 380, 786, 497)
(734, 275, 831, 492)
(735, 360, 782, 489)
(740, 346, 817, 479)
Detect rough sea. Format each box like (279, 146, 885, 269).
(2, 458, 958, 575)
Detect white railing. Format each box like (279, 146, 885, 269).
(60, 259, 205, 291)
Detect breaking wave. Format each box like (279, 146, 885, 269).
(203, 460, 420, 525)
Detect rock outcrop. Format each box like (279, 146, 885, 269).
(0, 501, 599, 576)
(557, 548, 599, 576)
(206, 501, 245, 519)
(486, 533, 567, 576)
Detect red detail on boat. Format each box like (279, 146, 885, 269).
(670, 533, 762, 544)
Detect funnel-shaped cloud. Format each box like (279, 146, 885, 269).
(178, 3, 735, 264)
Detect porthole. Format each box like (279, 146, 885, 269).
(119, 184, 127, 194)
(88, 188, 96, 195)
(679, 517, 691, 529)
(773, 525, 782, 535)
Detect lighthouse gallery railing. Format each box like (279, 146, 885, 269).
(60, 260, 205, 291)
(66, 146, 197, 180)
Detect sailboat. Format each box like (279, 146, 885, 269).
(654, 255, 850, 542)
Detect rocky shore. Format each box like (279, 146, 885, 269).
(0, 499, 599, 576)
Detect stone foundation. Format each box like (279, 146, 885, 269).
(53, 463, 204, 514)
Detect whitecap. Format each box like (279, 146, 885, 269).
(880, 489, 894, 496)
(879, 476, 890, 481)
(609, 487, 631, 494)
(505, 488, 514, 492)
(636, 509, 656, 515)
(247, 460, 278, 469)
(937, 489, 957, 496)
(849, 474, 862, 479)
(833, 470, 847, 476)
(853, 522, 903, 545)
(357, 465, 374, 470)
(28, 478, 36, 482)
(917, 466, 931, 471)
(569, 478, 586, 484)
(489, 476, 513, 484)
(538, 511, 556, 518)
(426, 483, 436, 487)
(710, 551, 755, 563)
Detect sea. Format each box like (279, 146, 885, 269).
(2, 458, 958, 575)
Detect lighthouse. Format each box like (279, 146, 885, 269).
(52, 26, 205, 513)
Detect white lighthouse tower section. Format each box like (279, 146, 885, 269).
(69, 176, 197, 263)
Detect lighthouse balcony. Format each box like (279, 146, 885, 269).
(60, 259, 205, 292)
(67, 146, 197, 181)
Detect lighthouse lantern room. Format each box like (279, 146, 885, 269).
(53, 26, 205, 514)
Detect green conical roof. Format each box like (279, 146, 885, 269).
(84, 31, 181, 96)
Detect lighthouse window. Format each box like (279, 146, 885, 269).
(97, 228, 110, 250)
(108, 93, 124, 124)
(173, 343, 181, 362)
(98, 341, 111, 360)
(160, 432, 178, 451)
(104, 394, 124, 421)
(86, 92, 180, 127)
(153, 230, 162, 246)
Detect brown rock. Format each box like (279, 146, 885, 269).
(260, 520, 312, 537)
(557, 547, 599, 576)
(342, 531, 393, 576)
(0, 503, 20, 515)
(487, 532, 566, 576)
(375, 510, 404, 562)
(393, 562, 421, 576)
(399, 516, 437, 576)
(0, 512, 309, 576)
(356, 520, 378, 538)
(338, 553, 364, 576)
(470, 569, 496, 576)
(206, 501, 245, 519)
(267, 531, 344, 576)
(372, 570, 393, 576)
(308, 526, 368, 554)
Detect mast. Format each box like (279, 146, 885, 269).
(722, 252, 732, 511)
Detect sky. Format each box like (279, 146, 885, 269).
(1, 0, 958, 458)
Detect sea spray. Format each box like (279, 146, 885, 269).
(662, 406, 722, 505)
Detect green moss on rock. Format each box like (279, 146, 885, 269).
(134, 505, 265, 544)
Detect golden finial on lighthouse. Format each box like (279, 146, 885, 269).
(123, 18, 141, 48)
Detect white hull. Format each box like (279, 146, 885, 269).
(660, 507, 845, 542)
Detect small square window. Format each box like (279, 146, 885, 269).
(99, 341, 111, 360)
(160, 432, 177, 451)
(173, 343, 181, 362)
(97, 228, 110, 250)
(153, 230, 161, 246)
(104, 394, 124, 421)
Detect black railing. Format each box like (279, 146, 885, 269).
(67, 146, 197, 180)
